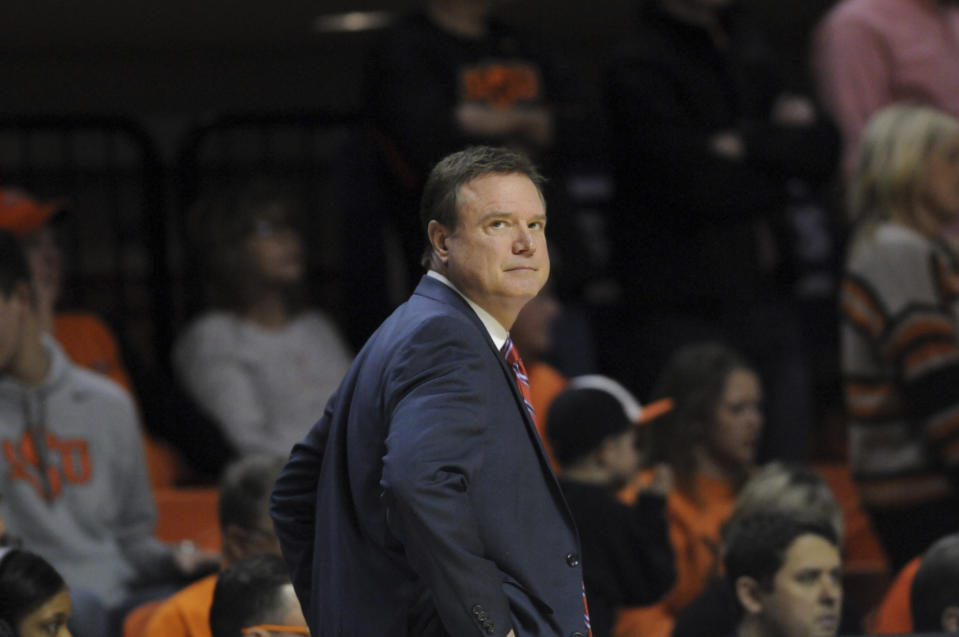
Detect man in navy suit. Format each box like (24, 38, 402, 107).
(270, 146, 589, 636)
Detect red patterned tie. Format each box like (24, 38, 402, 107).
(502, 337, 537, 426)
(501, 337, 593, 637)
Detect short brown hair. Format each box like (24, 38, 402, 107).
(418, 146, 546, 267)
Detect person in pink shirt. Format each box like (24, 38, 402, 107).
(812, 0, 959, 177)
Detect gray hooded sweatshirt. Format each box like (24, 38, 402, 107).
(0, 334, 174, 607)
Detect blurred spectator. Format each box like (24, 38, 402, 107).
(812, 0, 959, 177)
(143, 455, 286, 637)
(0, 548, 73, 637)
(839, 103, 959, 569)
(546, 376, 675, 637)
(208, 554, 308, 637)
(0, 230, 216, 637)
(0, 186, 188, 487)
(0, 186, 133, 392)
(724, 512, 842, 637)
(911, 533, 959, 633)
(674, 462, 865, 637)
(615, 342, 762, 637)
(604, 0, 839, 462)
(174, 178, 352, 459)
(364, 0, 584, 287)
(509, 289, 566, 465)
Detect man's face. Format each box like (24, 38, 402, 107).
(440, 172, 549, 327)
(757, 534, 842, 637)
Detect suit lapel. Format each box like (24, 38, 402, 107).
(412, 276, 566, 484)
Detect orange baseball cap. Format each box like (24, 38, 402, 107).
(0, 187, 66, 237)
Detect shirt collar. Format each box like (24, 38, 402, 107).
(427, 270, 509, 350)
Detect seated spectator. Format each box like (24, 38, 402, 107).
(209, 554, 308, 637)
(174, 178, 352, 458)
(0, 548, 73, 637)
(0, 230, 216, 637)
(724, 512, 842, 637)
(840, 103, 959, 569)
(0, 186, 133, 391)
(0, 186, 187, 487)
(546, 375, 675, 637)
(910, 533, 959, 634)
(143, 455, 286, 637)
(674, 463, 863, 637)
(616, 341, 763, 637)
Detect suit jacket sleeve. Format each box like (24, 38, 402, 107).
(381, 317, 514, 636)
(270, 396, 335, 620)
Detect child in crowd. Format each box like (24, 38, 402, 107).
(547, 375, 675, 637)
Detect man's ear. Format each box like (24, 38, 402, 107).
(735, 575, 764, 615)
(941, 605, 959, 633)
(427, 220, 450, 264)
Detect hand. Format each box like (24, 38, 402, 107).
(771, 94, 815, 126)
(172, 540, 221, 576)
(709, 130, 745, 161)
(643, 464, 674, 498)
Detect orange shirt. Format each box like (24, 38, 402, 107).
(143, 573, 217, 637)
(53, 312, 133, 393)
(615, 473, 737, 637)
(529, 362, 567, 473)
(870, 557, 919, 635)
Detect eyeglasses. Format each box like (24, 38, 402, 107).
(240, 625, 309, 635)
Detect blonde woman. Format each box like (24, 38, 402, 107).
(841, 103, 959, 569)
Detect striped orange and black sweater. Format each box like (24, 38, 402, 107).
(841, 223, 959, 511)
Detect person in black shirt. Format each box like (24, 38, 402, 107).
(547, 375, 676, 637)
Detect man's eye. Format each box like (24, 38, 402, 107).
(795, 571, 819, 585)
(490, 220, 507, 229)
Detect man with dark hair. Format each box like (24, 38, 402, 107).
(0, 229, 212, 637)
(547, 376, 675, 637)
(209, 554, 308, 637)
(271, 145, 589, 636)
(145, 455, 287, 637)
(910, 533, 959, 633)
(724, 513, 842, 637)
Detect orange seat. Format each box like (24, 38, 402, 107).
(123, 599, 163, 637)
(153, 487, 221, 552)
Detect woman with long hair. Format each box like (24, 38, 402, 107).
(616, 341, 763, 637)
(840, 103, 959, 569)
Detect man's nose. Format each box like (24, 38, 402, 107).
(819, 577, 841, 604)
(513, 225, 535, 252)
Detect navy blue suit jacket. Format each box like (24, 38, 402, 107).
(270, 275, 587, 636)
